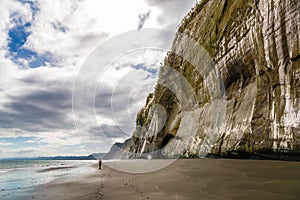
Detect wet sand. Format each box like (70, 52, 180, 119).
(26, 159, 300, 200)
(37, 166, 75, 173)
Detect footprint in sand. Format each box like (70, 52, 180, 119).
(94, 189, 104, 200)
(122, 179, 129, 185)
(94, 181, 105, 199)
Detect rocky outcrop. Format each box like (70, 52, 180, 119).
(104, 139, 133, 159)
(107, 0, 300, 160)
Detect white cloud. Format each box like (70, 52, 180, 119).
(146, 0, 197, 29)
(0, 49, 165, 155)
(0, 141, 13, 146)
(24, 0, 162, 69)
(0, 0, 33, 86)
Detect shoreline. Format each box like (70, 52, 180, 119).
(22, 159, 300, 200)
(24, 162, 100, 200)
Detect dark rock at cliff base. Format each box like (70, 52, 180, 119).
(106, 0, 300, 160)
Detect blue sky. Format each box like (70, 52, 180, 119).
(8, 20, 53, 68)
(0, 0, 196, 158)
(7, 0, 54, 68)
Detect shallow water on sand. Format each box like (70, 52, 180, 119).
(0, 160, 95, 200)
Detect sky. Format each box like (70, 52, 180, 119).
(0, 0, 196, 158)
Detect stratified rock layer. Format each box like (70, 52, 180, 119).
(107, 0, 300, 159)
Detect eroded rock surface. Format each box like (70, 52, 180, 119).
(107, 0, 300, 160)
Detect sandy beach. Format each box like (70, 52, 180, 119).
(25, 159, 300, 200)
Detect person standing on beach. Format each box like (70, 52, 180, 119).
(99, 159, 102, 170)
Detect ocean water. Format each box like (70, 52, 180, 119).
(0, 160, 95, 200)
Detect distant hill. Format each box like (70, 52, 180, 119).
(88, 153, 107, 160)
(0, 153, 107, 161)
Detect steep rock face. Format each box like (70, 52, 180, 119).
(109, 0, 300, 159)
